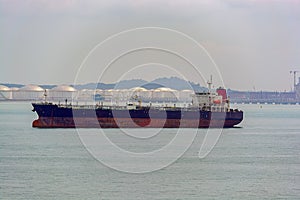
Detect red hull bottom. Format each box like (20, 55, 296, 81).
(32, 117, 242, 128)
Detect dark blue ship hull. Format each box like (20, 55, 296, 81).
(32, 103, 243, 128)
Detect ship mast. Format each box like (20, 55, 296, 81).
(207, 75, 213, 106)
(43, 89, 47, 103)
(207, 75, 212, 92)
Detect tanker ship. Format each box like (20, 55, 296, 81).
(32, 87, 243, 128)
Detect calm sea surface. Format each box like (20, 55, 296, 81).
(0, 102, 300, 199)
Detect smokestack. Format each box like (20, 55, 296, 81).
(216, 87, 227, 102)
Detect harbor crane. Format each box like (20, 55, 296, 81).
(290, 70, 299, 92)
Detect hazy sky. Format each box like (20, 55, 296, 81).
(1, 0, 300, 91)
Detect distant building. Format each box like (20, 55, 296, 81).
(296, 77, 300, 101)
(227, 89, 297, 104)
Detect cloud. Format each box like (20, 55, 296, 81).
(1, 0, 299, 90)
(0, 0, 224, 16)
(1, 0, 299, 18)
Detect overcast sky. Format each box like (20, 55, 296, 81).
(1, 0, 300, 91)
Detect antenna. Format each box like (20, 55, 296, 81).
(290, 70, 299, 92)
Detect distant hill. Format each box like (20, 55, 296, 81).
(0, 83, 24, 88)
(0, 83, 60, 90)
(151, 77, 206, 92)
(142, 83, 164, 90)
(73, 77, 206, 91)
(1, 77, 207, 91)
(74, 83, 115, 90)
(114, 79, 148, 89)
(40, 85, 57, 89)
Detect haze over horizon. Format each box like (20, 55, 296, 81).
(1, 0, 300, 91)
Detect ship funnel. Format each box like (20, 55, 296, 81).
(216, 87, 227, 102)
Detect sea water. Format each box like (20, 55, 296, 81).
(0, 102, 299, 199)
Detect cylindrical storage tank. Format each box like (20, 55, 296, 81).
(48, 85, 77, 102)
(14, 85, 44, 100)
(179, 89, 194, 102)
(0, 85, 12, 100)
(154, 87, 178, 102)
(128, 87, 149, 102)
